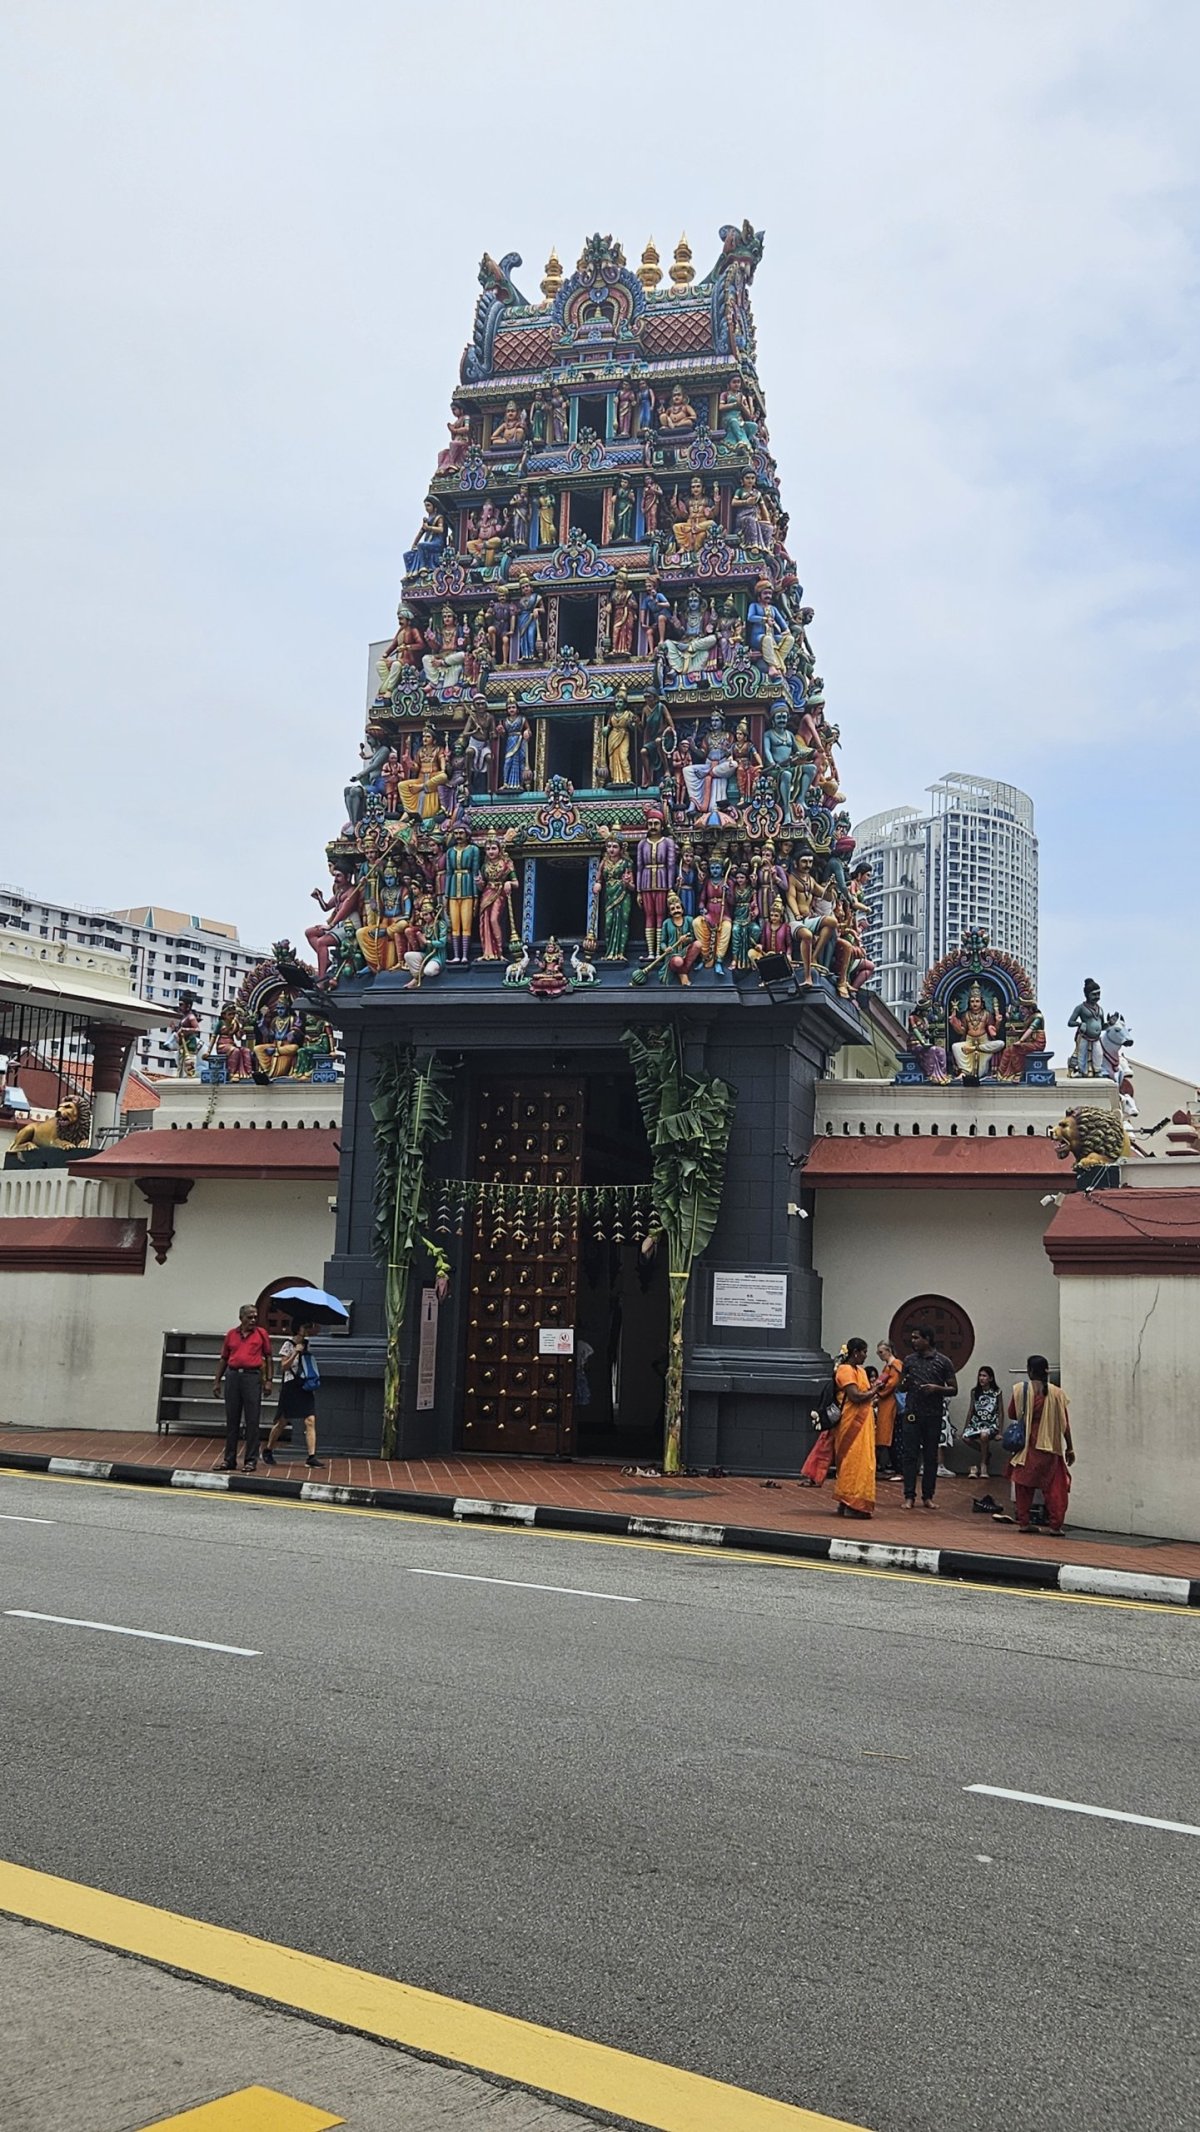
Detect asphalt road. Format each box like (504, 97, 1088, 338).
(2, 1471, 1198, 2132)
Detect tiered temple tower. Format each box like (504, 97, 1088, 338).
(310, 224, 868, 1471)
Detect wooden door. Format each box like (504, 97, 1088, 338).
(461, 1078, 584, 1456)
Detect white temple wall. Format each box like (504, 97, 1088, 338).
(0, 1180, 334, 1431)
(1057, 1272, 1200, 1543)
(812, 1186, 1060, 1426)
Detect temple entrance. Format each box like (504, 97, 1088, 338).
(459, 1070, 665, 1461)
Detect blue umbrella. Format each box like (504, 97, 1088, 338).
(270, 1285, 350, 1329)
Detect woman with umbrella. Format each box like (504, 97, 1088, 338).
(261, 1286, 347, 1471)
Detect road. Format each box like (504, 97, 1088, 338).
(2, 1470, 1198, 2132)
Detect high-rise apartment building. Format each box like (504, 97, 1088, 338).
(0, 889, 267, 1074)
(854, 774, 1038, 1016)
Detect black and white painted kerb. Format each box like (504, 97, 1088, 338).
(8, 1450, 1199, 1608)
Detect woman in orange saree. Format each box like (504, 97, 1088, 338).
(834, 1340, 877, 1518)
(874, 1340, 902, 1479)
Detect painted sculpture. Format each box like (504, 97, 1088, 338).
(896, 930, 1054, 1088)
(4, 1094, 93, 1168)
(307, 222, 871, 1006)
(1052, 1106, 1130, 1187)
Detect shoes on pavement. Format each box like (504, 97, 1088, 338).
(936, 1464, 954, 1478)
(243, 1460, 257, 1472)
(305, 1456, 325, 1468)
(221, 1460, 236, 1471)
(886, 1472, 905, 1482)
(261, 1446, 275, 1466)
(902, 1498, 915, 1511)
(972, 1494, 999, 1514)
(920, 1498, 936, 1510)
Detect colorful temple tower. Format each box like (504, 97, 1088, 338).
(310, 223, 870, 1470)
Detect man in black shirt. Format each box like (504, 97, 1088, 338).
(897, 1326, 958, 1509)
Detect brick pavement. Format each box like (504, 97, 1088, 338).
(2, 1424, 1198, 1583)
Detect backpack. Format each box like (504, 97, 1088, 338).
(815, 1376, 842, 1429)
(298, 1347, 321, 1391)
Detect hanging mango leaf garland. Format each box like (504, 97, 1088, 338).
(623, 1025, 736, 1474)
(371, 1044, 454, 1457)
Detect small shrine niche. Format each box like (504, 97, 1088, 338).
(895, 930, 1054, 1088)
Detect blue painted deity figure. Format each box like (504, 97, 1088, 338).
(513, 576, 544, 662)
(761, 706, 814, 828)
(403, 497, 446, 575)
(500, 695, 532, 789)
(717, 374, 759, 451)
(746, 579, 795, 677)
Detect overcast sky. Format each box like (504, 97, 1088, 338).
(2, 2, 1197, 1068)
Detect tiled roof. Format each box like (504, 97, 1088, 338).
(71, 1126, 340, 1182)
(1044, 1190, 1200, 1274)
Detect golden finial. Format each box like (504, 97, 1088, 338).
(669, 233, 694, 287)
(541, 246, 563, 300)
(638, 237, 662, 290)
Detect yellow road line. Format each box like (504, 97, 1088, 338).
(142, 2088, 342, 2129)
(0, 1465, 1190, 1615)
(0, 1859, 865, 2132)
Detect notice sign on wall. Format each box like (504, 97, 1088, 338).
(538, 1326, 575, 1356)
(712, 1272, 788, 1330)
(416, 1288, 439, 1410)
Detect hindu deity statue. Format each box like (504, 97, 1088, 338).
(490, 399, 528, 450)
(443, 826, 483, 964)
(529, 937, 570, 998)
(344, 728, 391, 827)
(547, 386, 569, 445)
(785, 855, 835, 983)
(602, 686, 637, 784)
(607, 476, 635, 545)
(907, 1002, 949, 1083)
(436, 405, 471, 474)
(529, 393, 548, 446)
(509, 487, 531, 549)
(172, 993, 202, 1077)
(670, 477, 719, 555)
(397, 727, 449, 822)
(513, 575, 544, 662)
(683, 715, 738, 825)
(404, 498, 446, 575)
(254, 999, 302, 1081)
(640, 574, 671, 652)
(536, 490, 557, 548)
(609, 570, 638, 660)
(659, 384, 698, 432)
(995, 999, 1047, 1083)
(730, 473, 772, 554)
(692, 858, 734, 975)
(635, 810, 678, 958)
(296, 1014, 336, 1078)
(729, 868, 760, 969)
(477, 836, 520, 961)
(949, 983, 1003, 1082)
(638, 691, 677, 787)
(500, 691, 533, 789)
(616, 378, 637, 438)
(641, 474, 664, 538)
(760, 706, 813, 827)
(465, 500, 507, 569)
(376, 605, 426, 698)
(746, 580, 795, 677)
(1067, 979, 1104, 1076)
(486, 588, 514, 665)
(717, 372, 759, 451)
(591, 836, 635, 961)
(462, 694, 495, 793)
(421, 606, 467, 690)
(205, 1001, 254, 1081)
(732, 718, 762, 801)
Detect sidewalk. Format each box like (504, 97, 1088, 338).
(3, 1424, 1198, 1603)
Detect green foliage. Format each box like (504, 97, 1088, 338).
(370, 1045, 454, 1455)
(623, 1024, 736, 1469)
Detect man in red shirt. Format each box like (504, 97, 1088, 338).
(213, 1304, 274, 1472)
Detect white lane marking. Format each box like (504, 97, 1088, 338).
(403, 1568, 639, 1604)
(5, 1610, 259, 1656)
(0, 1514, 54, 1524)
(966, 1784, 1200, 1838)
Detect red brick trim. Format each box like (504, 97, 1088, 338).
(0, 1217, 147, 1274)
(1043, 1190, 1200, 1276)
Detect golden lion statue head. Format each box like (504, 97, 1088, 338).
(1053, 1105, 1129, 1172)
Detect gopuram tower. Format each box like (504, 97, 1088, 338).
(309, 224, 870, 1472)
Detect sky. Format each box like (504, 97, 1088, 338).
(1, 1, 1197, 1067)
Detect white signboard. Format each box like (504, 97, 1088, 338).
(416, 1288, 439, 1410)
(538, 1326, 575, 1356)
(712, 1272, 788, 1331)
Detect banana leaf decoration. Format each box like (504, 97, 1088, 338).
(623, 1025, 736, 1473)
(371, 1045, 454, 1458)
